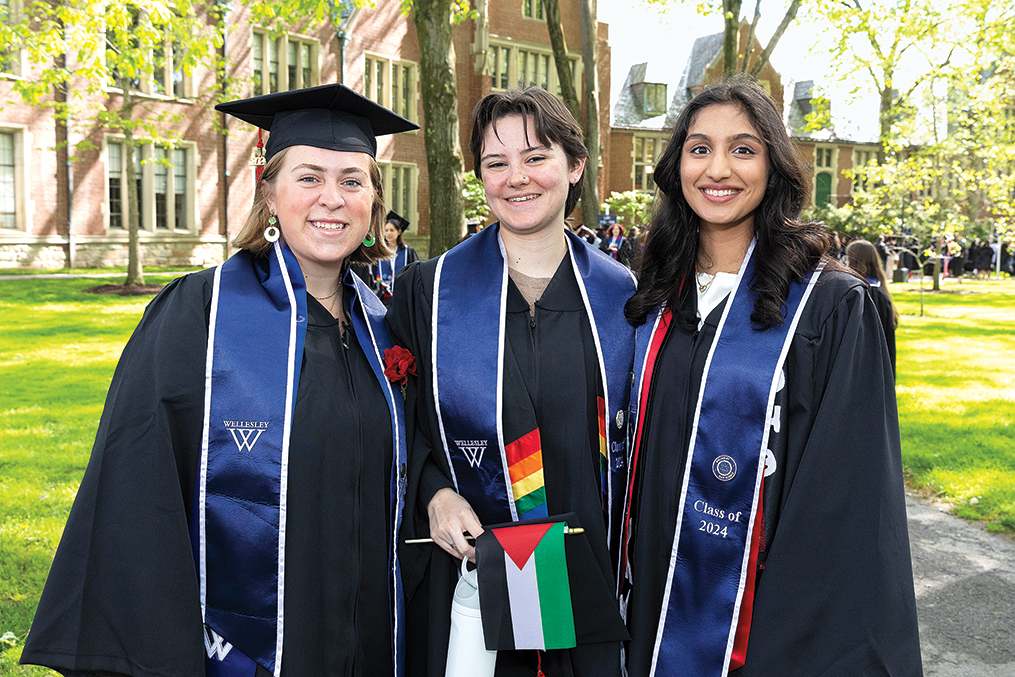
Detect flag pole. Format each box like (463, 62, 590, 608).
(405, 527, 584, 545)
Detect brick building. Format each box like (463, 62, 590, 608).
(0, 0, 611, 268)
(605, 26, 878, 215)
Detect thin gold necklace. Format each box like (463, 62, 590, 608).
(308, 287, 340, 302)
(696, 271, 715, 293)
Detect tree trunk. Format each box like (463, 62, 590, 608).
(580, 0, 600, 231)
(722, 0, 742, 76)
(932, 240, 941, 290)
(878, 84, 894, 163)
(544, 0, 580, 121)
(412, 0, 464, 257)
(121, 86, 145, 286)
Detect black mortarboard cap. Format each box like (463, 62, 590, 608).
(385, 210, 411, 232)
(215, 83, 419, 160)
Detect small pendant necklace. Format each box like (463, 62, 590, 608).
(696, 271, 715, 293)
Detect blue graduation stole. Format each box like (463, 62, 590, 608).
(431, 224, 635, 540)
(377, 245, 409, 290)
(634, 243, 822, 676)
(196, 242, 407, 677)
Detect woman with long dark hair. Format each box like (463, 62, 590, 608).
(620, 77, 921, 676)
(847, 238, 899, 377)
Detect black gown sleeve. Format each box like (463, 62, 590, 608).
(21, 271, 213, 677)
(733, 276, 921, 676)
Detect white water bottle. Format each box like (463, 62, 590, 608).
(445, 557, 497, 677)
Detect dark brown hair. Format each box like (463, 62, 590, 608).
(847, 239, 899, 328)
(625, 75, 840, 329)
(469, 87, 588, 217)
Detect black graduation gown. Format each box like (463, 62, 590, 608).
(22, 267, 396, 677)
(371, 245, 421, 306)
(625, 271, 921, 677)
(387, 255, 622, 677)
(868, 283, 897, 379)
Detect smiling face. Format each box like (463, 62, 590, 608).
(265, 145, 375, 277)
(479, 114, 585, 239)
(680, 103, 769, 238)
(383, 221, 400, 248)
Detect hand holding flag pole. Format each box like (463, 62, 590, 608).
(405, 527, 585, 544)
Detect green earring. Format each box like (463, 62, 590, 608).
(362, 232, 376, 247)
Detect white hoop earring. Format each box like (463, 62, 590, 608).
(264, 210, 280, 243)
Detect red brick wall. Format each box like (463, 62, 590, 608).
(0, 0, 615, 266)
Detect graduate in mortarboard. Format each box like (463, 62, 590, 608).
(22, 83, 418, 677)
(371, 210, 419, 305)
(620, 76, 922, 677)
(386, 87, 634, 676)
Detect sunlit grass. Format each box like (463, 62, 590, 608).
(891, 276, 1015, 533)
(0, 274, 182, 676)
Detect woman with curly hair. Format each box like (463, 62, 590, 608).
(620, 77, 921, 676)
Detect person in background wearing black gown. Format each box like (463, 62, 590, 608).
(600, 223, 635, 269)
(21, 84, 418, 677)
(847, 238, 899, 379)
(372, 210, 420, 305)
(387, 87, 635, 676)
(620, 77, 921, 676)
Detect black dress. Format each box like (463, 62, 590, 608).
(625, 271, 922, 677)
(22, 267, 396, 677)
(387, 255, 623, 677)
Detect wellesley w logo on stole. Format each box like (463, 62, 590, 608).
(474, 514, 628, 652)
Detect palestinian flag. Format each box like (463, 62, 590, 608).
(475, 521, 576, 651)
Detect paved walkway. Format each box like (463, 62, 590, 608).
(908, 494, 1015, 676)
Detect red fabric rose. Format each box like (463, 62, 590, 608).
(383, 346, 417, 394)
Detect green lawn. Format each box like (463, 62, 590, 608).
(0, 273, 1012, 673)
(0, 276, 182, 675)
(891, 277, 1015, 532)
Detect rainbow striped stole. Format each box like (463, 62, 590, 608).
(505, 428, 546, 520)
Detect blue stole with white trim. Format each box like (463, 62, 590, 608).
(196, 243, 407, 677)
(377, 245, 409, 290)
(638, 243, 822, 676)
(431, 224, 635, 537)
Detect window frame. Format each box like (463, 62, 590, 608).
(632, 134, 667, 193)
(364, 52, 419, 124)
(251, 29, 320, 96)
(851, 147, 877, 194)
(0, 125, 28, 233)
(104, 9, 195, 100)
(104, 136, 198, 234)
(486, 40, 581, 97)
(377, 160, 418, 231)
(643, 83, 668, 116)
(522, 0, 544, 20)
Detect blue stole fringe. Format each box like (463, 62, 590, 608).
(195, 242, 407, 677)
(431, 224, 635, 538)
(632, 242, 822, 676)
